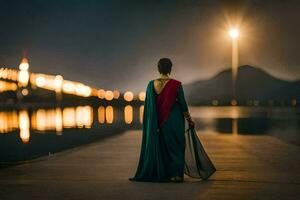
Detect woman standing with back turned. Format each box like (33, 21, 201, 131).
(129, 58, 216, 182)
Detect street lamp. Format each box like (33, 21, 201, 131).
(228, 28, 239, 100)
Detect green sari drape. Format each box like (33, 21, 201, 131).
(129, 80, 216, 182)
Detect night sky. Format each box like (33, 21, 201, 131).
(1, 0, 300, 92)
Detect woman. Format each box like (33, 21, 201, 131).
(129, 58, 216, 182)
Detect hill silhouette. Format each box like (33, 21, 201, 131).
(184, 65, 300, 105)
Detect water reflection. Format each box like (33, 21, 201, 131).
(139, 105, 144, 124)
(62, 107, 76, 128)
(0, 106, 96, 143)
(124, 105, 133, 124)
(19, 110, 30, 143)
(106, 106, 114, 124)
(98, 106, 105, 124)
(76, 106, 93, 128)
(0, 106, 299, 146)
(0, 111, 18, 133)
(97, 105, 114, 124)
(0, 106, 299, 164)
(232, 118, 238, 135)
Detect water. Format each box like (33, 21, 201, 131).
(190, 106, 300, 145)
(0, 105, 143, 163)
(0, 105, 299, 163)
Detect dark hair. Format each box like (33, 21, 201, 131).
(158, 58, 172, 75)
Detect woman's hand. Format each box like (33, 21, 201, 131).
(187, 119, 195, 129)
(183, 112, 195, 128)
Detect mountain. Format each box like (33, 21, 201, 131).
(184, 65, 300, 105)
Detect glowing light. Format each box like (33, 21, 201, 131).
(0, 111, 18, 133)
(232, 118, 238, 135)
(54, 75, 63, 92)
(18, 70, 30, 86)
(63, 107, 76, 128)
(113, 90, 120, 99)
(138, 92, 146, 101)
(98, 106, 105, 124)
(139, 105, 144, 124)
(62, 81, 76, 93)
(1, 69, 8, 79)
(19, 110, 30, 143)
(55, 108, 63, 133)
(124, 91, 134, 102)
(31, 106, 92, 132)
(124, 105, 133, 124)
(230, 107, 239, 119)
(105, 106, 114, 124)
(76, 106, 93, 128)
(228, 27, 239, 98)
(229, 28, 239, 39)
(0, 81, 17, 92)
(105, 90, 114, 101)
(36, 76, 46, 87)
(21, 88, 29, 96)
(34, 109, 47, 131)
(97, 89, 106, 99)
(18, 58, 30, 87)
(75, 84, 92, 97)
(19, 58, 29, 71)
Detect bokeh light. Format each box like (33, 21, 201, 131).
(138, 92, 146, 101)
(124, 91, 134, 102)
(105, 90, 114, 101)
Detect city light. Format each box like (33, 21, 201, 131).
(113, 90, 120, 99)
(97, 89, 106, 99)
(1, 60, 139, 101)
(21, 88, 29, 96)
(124, 91, 134, 102)
(74, 83, 92, 97)
(36, 76, 46, 87)
(19, 58, 29, 71)
(18, 70, 30, 86)
(18, 58, 30, 87)
(54, 75, 63, 92)
(62, 81, 76, 93)
(138, 92, 146, 101)
(105, 90, 114, 101)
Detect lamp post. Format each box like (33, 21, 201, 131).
(229, 28, 239, 100)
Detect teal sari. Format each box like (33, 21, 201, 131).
(129, 80, 215, 182)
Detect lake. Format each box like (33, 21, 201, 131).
(0, 105, 299, 164)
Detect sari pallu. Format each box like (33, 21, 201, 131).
(129, 79, 216, 182)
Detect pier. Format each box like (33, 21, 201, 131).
(0, 130, 299, 200)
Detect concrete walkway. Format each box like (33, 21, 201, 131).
(0, 130, 300, 200)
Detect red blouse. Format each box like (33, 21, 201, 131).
(155, 79, 181, 128)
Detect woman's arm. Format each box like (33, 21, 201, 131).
(177, 84, 195, 128)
